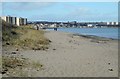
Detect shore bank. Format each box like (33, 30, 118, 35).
(3, 30, 118, 77)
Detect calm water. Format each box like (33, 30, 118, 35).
(47, 28, 119, 39)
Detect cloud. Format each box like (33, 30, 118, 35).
(63, 5, 118, 22)
(29, 6, 118, 22)
(2, 2, 118, 22)
(2, 2, 54, 11)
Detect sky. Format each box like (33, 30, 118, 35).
(2, 2, 118, 22)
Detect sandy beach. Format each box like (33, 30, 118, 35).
(13, 30, 118, 77)
(1, 2, 119, 78)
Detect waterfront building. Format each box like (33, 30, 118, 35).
(12, 17, 17, 25)
(49, 24, 57, 28)
(1, 16, 12, 24)
(1, 16, 27, 26)
(107, 22, 118, 26)
(87, 24, 97, 28)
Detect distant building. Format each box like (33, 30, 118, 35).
(87, 24, 96, 27)
(107, 22, 118, 26)
(49, 24, 57, 28)
(1, 16, 27, 26)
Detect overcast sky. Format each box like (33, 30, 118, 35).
(2, 2, 118, 22)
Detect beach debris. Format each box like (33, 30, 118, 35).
(53, 48, 56, 50)
(32, 46, 49, 51)
(108, 68, 113, 71)
(2, 68, 8, 74)
(2, 71, 7, 74)
(48, 40, 52, 42)
(11, 51, 17, 54)
(16, 48, 19, 51)
(17, 64, 22, 66)
(6, 42, 10, 45)
(32, 47, 41, 50)
(108, 63, 111, 65)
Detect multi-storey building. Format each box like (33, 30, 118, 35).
(1, 16, 27, 26)
(107, 22, 118, 26)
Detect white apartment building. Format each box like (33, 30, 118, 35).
(107, 22, 118, 25)
(1, 16, 27, 26)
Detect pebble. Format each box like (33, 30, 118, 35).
(2, 71, 6, 74)
(11, 51, 16, 54)
(108, 63, 110, 65)
(53, 49, 56, 50)
(16, 48, 19, 51)
(108, 68, 113, 71)
(6, 43, 10, 45)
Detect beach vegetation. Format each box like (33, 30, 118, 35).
(2, 20, 50, 50)
(2, 56, 44, 77)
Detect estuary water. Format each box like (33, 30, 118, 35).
(47, 28, 119, 39)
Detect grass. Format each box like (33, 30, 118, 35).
(2, 56, 43, 77)
(0, 56, 2, 74)
(2, 56, 26, 69)
(2, 20, 50, 50)
(31, 61, 43, 70)
(2, 56, 26, 75)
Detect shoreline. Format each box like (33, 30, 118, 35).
(46, 29, 118, 40)
(72, 33, 118, 41)
(49, 27, 118, 40)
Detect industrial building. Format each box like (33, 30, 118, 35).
(1, 16, 27, 26)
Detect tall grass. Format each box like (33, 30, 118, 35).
(2, 56, 44, 77)
(2, 21, 50, 50)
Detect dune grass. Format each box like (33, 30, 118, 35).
(2, 24, 50, 50)
(2, 55, 43, 77)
